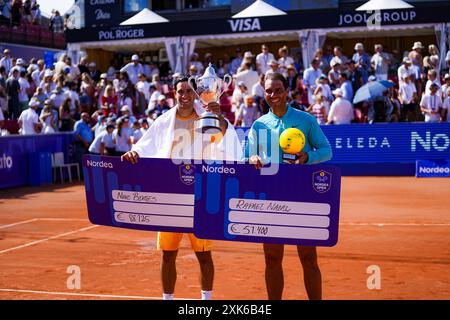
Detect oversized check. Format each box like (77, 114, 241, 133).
(83, 155, 197, 233)
(194, 163, 341, 246)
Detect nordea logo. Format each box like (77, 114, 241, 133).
(202, 165, 235, 175)
(419, 166, 450, 174)
(86, 160, 113, 168)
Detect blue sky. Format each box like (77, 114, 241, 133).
(38, 0, 75, 17)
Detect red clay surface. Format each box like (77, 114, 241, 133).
(0, 177, 449, 300)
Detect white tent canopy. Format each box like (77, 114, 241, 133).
(232, 0, 287, 19)
(120, 8, 169, 25)
(356, 0, 414, 11)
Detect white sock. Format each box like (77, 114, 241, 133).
(201, 290, 212, 300)
(163, 293, 174, 300)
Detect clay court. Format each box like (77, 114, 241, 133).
(0, 177, 449, 300)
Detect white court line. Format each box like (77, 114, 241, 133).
(341, 223, 450, 227)
(0, 218, 87, 230)
(0, 225, 98, 254)
(0, 288, 195, 300)
(0, 218, 39, 230)
(39, 218, 87, 222)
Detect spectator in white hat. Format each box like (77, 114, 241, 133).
(327, 88, 354, 125)
(409, 42, 424, 70)
(18, 99, 42, 135)
(371, 44, 391, 81)
(256, 44, 274, 75)
(120, 54, 144, 85)
(328, 60, 341, 89)
(265, 59, 280, 77)
(397, 57, 414, 86)
(154, 94, 170, 118)
(120, 105, 136, 124)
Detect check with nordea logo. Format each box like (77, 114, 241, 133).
(83, 155, 196, 233)
(194, 163, 341, 246)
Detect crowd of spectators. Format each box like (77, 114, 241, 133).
(0, 40, 450, 165)
(0, 0, 66, 33)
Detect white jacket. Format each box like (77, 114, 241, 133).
(132, 103, 243, 162)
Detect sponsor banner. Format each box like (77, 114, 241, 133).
(70, 4, 450, 42)
(238, 123, 450, 164)
(85, 0, 121, 28)
(194, 163, 341, 246)
(0, 133, 75, 189)
(83, 155, 196, 233)
(416, 160, 450, 178)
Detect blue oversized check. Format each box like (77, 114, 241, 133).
(194, 163, 341, 246)
(83, 155, 197, 233)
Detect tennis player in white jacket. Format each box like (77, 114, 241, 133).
(122, 75, 242, 300)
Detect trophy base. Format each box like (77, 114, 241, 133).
(194, 113, 222, 134)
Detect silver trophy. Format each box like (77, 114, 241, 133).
(188, 63, 232, 134)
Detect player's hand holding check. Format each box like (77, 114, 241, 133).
(121, 151, 140, 164)
(249, 155, 264, 169)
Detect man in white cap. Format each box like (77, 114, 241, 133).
(398, 57, 414, 86)
(0, 49, 13, 74)
(371, 44, 391, 81)
(120, 54, 144, 85)
(256, 44, 274, 75)
(352, 43, 371, 83)
(265, 59, 280, 77)
(18, 99, 42, 135)
(327, 88, 354, 125)
(398, 73, 418, 122)
(154, 94, 170, 118)
(120, 105, 136, 124)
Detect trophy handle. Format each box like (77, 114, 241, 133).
(218, 74, 233, 99)
(187, 75, 204, 103)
